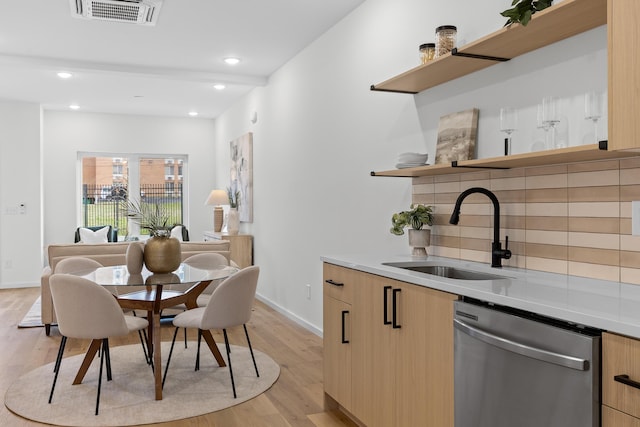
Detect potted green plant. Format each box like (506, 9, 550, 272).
(226, 187, 241, 235)
(500, 0, 553, 27)
(390, 204, 434, 257)
(124, 199, 181, 273)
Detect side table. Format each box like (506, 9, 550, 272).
(203, 231, 253, 268)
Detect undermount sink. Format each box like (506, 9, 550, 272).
(383, 262, 509, 281)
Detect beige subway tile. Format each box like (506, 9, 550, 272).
(621, 268, 640, 285)
(434, 180, 460, 193)
(568, 217, 619, 234)
(502, 203, 526, 216)
(491, 177, 526, 191)
(413, 183, 435, 195)
(431, 245, 460, 259)
(460, 179, 492, 192)
(526, 203, 568, 217)
(568, 232, 619, 250)
(491, 168, 525, 179)
(460, 171, 491, 182)
(413, 176, 435, 185)
(568, 160, 619, 173)
(460, 249, 490, 264)
(526, 243, 568, 260)
(526, 230, 568, 245)
(621, 185, 640, 202)
(526, 216, 568, 231)
(503, 254, 526, 269)
(458, 203, 492, 216)
(434, 174, 460, 184)
(568, 186, 619, 202)
(620, 251, 640, 268)
(568, 169, 619, 187)
(460, 237, 491, 252)
(526, 257, 568, 274)
(435, 193, 461, 204)
(621, 218, 632, 235)
(431, 233, 460, 246)
(568, 261, 619, 282)
(526, 188, 568, 203)
(568, 247, 619, 266)
(503, 215, 526, 230)
(494, 190, 526, 203)
(620, 168, 640, 185)
(621, 235, 640, 252)
(621, 201, 632, 218)
(413, 194, 436, 205)
(620, 157, 640, 169)
(568, 202, 619, 218)
(526, 174, 568, 189)
(460, 227, 492, 240)
(525, 164, 568, 177)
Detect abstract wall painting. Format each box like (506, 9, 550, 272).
(230, 132, 253, 222)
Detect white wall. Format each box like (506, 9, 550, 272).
(213, 0, 607, 333)
(42, 111, 217, 249)
(0, 100, 42, 288)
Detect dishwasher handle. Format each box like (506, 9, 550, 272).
(454, 318, 589, 371)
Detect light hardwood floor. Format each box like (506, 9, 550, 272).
(0, 287, 357, 427)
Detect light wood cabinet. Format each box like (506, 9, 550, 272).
(203, 231, 253, 268)
(323, 263, 456, 427)
(602, 332, 640, 425)
(370, 0, 640, 178)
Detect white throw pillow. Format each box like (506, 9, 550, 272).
(79, 226, 109, 244)
(170, 225, 183, 241)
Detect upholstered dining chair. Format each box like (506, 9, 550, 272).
(48, 274, 149, 415)
(162, 266, 260, 398)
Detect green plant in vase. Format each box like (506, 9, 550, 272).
(226, 186, 241, 234)
(391, 204, 434, 257)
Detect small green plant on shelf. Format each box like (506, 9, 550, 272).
(227, 187, 240, 208)
(500, 0, 553, 27)
(390, 204, 434, 235)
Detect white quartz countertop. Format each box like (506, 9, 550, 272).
(321, 253, 640, 339)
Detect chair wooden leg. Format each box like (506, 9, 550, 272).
(243, 324, 259, 377)
(162, 327, 180, 389)
(48, 336, 67, 404)
(222, 329, 236, 398)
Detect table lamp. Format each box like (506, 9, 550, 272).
(205, 189, 229, 232)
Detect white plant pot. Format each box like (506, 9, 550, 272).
(408, 229, 431, 258)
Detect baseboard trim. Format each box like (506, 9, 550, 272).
(255, 293, 322, 337)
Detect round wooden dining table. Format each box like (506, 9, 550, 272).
(70, 263, 238, 400)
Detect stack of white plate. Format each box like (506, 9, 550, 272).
(396, 152, 429, 169)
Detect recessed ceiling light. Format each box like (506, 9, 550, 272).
(188, 111, 198, 117)
(57, 72, 73, 79)
(224, 57, 240, 65)
(69, 104, 80, 110)
(213, 84, 226, 90)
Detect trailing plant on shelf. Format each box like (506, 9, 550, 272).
(500, 0, 553, 27)
(390, 204, 434, 235)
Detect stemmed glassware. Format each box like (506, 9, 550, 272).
(500, 107, 518, 155)
(541, 96, 562, 148)
(584, 91, 602, 145)
(537, 104, 551, 149)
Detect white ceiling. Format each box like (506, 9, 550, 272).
(0, 0, 363, 118)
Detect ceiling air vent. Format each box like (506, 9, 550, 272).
(69, 0, 163, 26)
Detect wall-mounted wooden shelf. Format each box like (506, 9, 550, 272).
(370, 0, 606, 94)
(371, 143, 640, 178)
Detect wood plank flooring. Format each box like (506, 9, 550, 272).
(0, 287, 357, 427)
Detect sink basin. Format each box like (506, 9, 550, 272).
(383, 263, 508, 281)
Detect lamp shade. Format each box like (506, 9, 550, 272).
(205, 189, 228, 206)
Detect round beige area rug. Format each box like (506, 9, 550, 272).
(5, 342, 280, 426)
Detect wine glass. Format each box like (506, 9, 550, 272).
(499, 107, 518, 155)
(537, 104, 552, 149)
(584, 91, 602, 145)
(542, 96, 562, 148)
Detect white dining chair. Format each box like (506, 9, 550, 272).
(162, 266, 260, 398)
(48, 274, 149, 415)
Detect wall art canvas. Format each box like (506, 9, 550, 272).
(435, 108, 479, 164)
(230, 132, 253, 222)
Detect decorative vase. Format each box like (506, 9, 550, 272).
(143, 235, 181, 274)
(227, 208, 240, 235)
(408, 229, 431, 258)
(126, 242, 144, 274)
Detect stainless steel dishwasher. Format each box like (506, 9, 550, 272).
(454, 298, 601, 427)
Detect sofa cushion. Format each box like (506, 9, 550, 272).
(78, 226, 110, 243)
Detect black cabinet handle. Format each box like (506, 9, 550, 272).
(383, 286, 392, 325)
(325, 279, 344, 287)
(392, 288, 402, 329)
(341, 310, 349, 344)
(615, 374, 640, 390)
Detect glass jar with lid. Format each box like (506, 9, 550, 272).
(435, 25, 457, 58)
(419, 43, 435, 64)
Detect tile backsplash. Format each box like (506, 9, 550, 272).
(412, 157, 640, 284)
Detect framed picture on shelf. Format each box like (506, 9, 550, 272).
(435, 108, 479, 164)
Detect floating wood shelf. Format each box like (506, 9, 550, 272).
(371, 143, 640, 178)
(370, 0, 606, 94)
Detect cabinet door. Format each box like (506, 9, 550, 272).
(351, 274, 395, 427)
(323, 294, 352, 409)
(603, 332, 640, 418)
(394, 282, 455, 427)
(602, 405, 640, 427)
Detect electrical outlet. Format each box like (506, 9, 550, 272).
(306, 284, 311, 299)
(633, 201, 640, 236)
